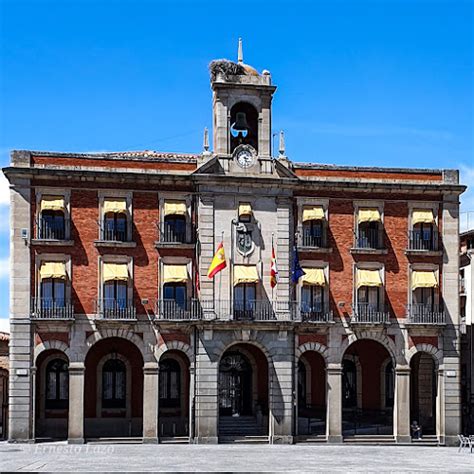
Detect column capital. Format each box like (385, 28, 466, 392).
(68, 362, 85, 373)
(143, 361, 159, 374)
(395, 365, 411, 375)
(326, 363, 343, 373)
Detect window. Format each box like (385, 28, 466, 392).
(413, 287, 434, 307)
(45, 359, 68, 409)
(163, 283, 187, 307)
(357, 286, 380, 312)
(234, 283, 256, 319)
(357, 221, 380, 249)
(302, 220, 324, 247)
(104, 212, 127, 242)
(41, 278, 66, 309)
(104, 280, 128, 310)
(412, 223, 434, 251)
(102, 359, 126, 409)
(40, 210, 65, 240)
(159, 359, 181, 408)
(301, 285, 324, 313)
(163, 215, 186, 243)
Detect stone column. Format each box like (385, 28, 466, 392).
(142, 362, 159, 443)
(193, 332, 218, 444)
(394, 366, 411, 443)
(326, 363, 343, 443)
(68, 362, 85, 444)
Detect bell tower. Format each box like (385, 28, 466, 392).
(209, 39, 277, 158)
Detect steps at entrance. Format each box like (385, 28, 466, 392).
(160, 436, 190, 444)
(219, 416, 267, 443)
(343, 435, 395, 444)
(87, 437, 143, 444)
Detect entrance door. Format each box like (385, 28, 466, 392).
(219, 353, 252, 416)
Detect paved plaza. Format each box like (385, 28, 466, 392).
(0, 442, 473, 472)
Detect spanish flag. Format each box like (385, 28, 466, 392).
(207, 241, 227, 278)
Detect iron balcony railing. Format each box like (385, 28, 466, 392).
(95, 298, 136, 320)
(102, 226, 128, 242)
(406, 304, 445, 324)
(408, 230, 439, 251)
(38, 217, 67, 240)
(31, 297, 74, 319)
(157, 223, 195, 244)
(299, 227, 327, 248)
(351, 303, 390, 323)
(199, 300, 290, 321)
(155, 299, 203, 320)
(296, 302, 333, 322)
(354, 227, 383, 250)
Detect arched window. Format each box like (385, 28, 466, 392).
(342, 359, 357, 409)
(40, 210, 65, 240)
(159, 359, 181, 408)
(104, 212, 127, 242)
(45, 358, 68, 409)
(102, 359, 126, 409)
(163, 215, 186, 243)
(229, 102, 258, 153)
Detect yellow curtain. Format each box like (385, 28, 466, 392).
(163, 265, 188, 284)
(412, 209, 434, 225)
(302, 268, 326, 286)
(40, 262, 66, 280)
(411, 270, 438, 289)
(233, 265, 259, 286)
(358, 208, 381, 223)
(164, 200, 187, 217)
(356, 269, 382, 288)
(302, 206, 325, 222)
(238, 203, 252, 217)
(103, 199, 127, 214)
(103, 263, 128, 282)
(41, 195, 65, 212)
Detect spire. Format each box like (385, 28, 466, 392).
(278, 130, 286, 157)
(237, 37, 243, 64)
(203, 127, 210, 154)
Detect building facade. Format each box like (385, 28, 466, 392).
(460, 229, 474, 434)
(4, 50, 465, 445)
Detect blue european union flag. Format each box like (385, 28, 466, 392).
(291, 247, 305, 283)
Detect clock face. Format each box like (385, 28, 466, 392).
(236, 149, 255, 168)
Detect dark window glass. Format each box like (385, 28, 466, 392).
(357, 286, 380, 311)
(358, 221, 380, 248)
(302, 220, 323, 247)
(102, 359, 126, 409)
(163, 216, 186, 243)
(301, 285, 324, 312)
(104, 212, 127, 241)
(104, 281, 128, 310)
(413, 287, 434, 306)
(234, 283, 256, 319)
(40, 210, 65, 240)
(41, 278, 66, 309)
(412, 223, 433, 250)
(45, 358, 68, 409)
(163, 283, 187, 308)
(159, 359, 181, 408)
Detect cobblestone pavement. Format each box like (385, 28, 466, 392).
(0, 442, 473, 472)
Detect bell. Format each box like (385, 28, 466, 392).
(230, 112, 249, 138)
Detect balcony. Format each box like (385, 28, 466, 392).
(155, 299, 203, 321)
(406, 230, 440, 254)
(351, 228, 387, 255)
(32, 218, 74, 247)
(406, 304, 445, 325)
(294, 302, 333, 323)
(297, 227, 331, 253)
(95, 298, 136, 320)
(94, 226, 136, 248)
(351, 303, 390, 324)
(31, 298, 74, 320)
(200, 300, 290, 321)
(155, 223, 195, 248)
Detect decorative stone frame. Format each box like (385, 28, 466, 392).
(96, 353, 132, 418)
(298, 260, 330, 310)
(34, 253, 72, 304)
(352, 262, 385, 313)
(159, 257, 193, 301)
(407, 201, 440, 232)
(98, 190, 133, 242)
(296, 197, 329, 247)
(34, 187, 71, 240)
(158, 192, 193, 244)
(407, 263, 440, 309)
(353, 200, 385, 248)
(98, 255, 134, 309)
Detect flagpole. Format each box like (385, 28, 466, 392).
(271, 232, 275, 302)
(219, 230, 224, 310)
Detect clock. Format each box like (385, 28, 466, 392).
(234, 145, 256, 169)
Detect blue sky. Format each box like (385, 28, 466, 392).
(0, 0, 472, 331)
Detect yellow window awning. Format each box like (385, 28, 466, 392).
(302, 268, 326, 286)
(233, 265, 259, 286)
(356, 269, 382, 288)
(103, 263, 129, 282)
(238, 203, 252, 217)
(40, 261, 66, 280)
(41, 195, 65, 212)
(302, 206, 325, 222)
(164, 200, 187, 217)
(358, 208, 381, 224)
(411, 270, 438, 290)
(412, 209, 435, 226)
(163, 265, 188, 284)
(103, 198, 127, 214)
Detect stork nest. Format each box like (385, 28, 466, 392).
(209, 59, 246, 81)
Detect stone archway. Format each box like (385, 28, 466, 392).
(341, 339, 395, 437)
(218, 343, 269, 440)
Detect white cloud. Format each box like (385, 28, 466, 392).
(0, 318, 9, 334)
(460, 164, 474, 232)
(0, 257, 9, 280)
(0, 172, 9, 206)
